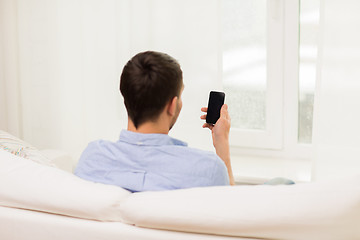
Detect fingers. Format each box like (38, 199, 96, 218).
(202, 123, 213, 130)
(201, 105, 230, 130)
(200, 107, 207, 120)
(201, 105, 229, 124)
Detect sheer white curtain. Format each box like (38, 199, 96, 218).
(0, 0, 221, 160)
(312, 0, 360, 180)
(0, 0, 22, 136)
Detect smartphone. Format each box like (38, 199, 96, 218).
(206, 91, 225, 125)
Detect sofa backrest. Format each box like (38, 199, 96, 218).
(1, 149, 360, 240)
(120, 176, 360, 240)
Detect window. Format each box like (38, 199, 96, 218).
(221, 0, 319, 159)
(221, 0, 284, 150)
(222, 0, 267, 131)
(298, 0, 320, 143)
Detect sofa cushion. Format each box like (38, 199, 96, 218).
(0, 149, 130, 221)
(119, 176, 360, 240)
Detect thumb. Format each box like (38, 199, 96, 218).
(220, 104, 229, 118)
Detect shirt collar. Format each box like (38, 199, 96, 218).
(118, 130, 187, 147)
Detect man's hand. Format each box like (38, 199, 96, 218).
(201, 104, 231, 146)
(201, 104, 235, 185)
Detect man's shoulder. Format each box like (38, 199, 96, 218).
(82, 139, 111, 152)
(79, 139, 122, 162)
(75, 139, 120, 174)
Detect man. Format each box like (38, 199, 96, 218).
(75, 51, 235, 192)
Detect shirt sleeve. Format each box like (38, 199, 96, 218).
(210, 157, 230, 186)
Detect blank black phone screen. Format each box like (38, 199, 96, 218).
(206, 91, 225, 125)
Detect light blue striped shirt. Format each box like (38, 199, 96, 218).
(75, 130, 229, 192)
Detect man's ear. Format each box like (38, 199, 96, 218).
(167, 96, 178, 116)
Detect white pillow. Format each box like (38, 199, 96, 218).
(0, 130, 54, 167)
(0, 149, 130, 221)
(119, 176, 360, 240)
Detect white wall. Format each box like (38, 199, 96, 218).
(1, 0, 221, 160)
(312, 0, 360, 180)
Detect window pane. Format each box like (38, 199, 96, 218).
(221, 0, 267, 130)
(298, 0, 320, 143)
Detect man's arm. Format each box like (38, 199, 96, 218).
(201, 104, 235, 185)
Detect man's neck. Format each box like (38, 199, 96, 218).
(127, 118, 169, 134)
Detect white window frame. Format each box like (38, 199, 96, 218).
(221, 0, 314, 160)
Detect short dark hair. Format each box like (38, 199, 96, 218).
(120, 51, 183, 128)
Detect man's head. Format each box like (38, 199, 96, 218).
(120, 51, 183, 129)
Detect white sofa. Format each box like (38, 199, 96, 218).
(1, 139, 360, 239)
